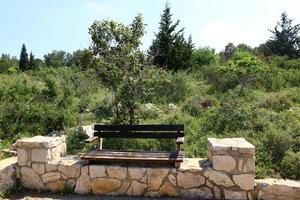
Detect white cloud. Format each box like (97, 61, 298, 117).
(197, 22, 268, 52)
(85, 1, 119, 16)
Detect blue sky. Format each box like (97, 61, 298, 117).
(1, 0, 300, 58)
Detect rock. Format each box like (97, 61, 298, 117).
(114, 180, 131, 195)
(91, 178, 121, 195)
(233, 174, 255, 190)
(15, 136, 65, 149)
(80, 166, 89, 175)
(45, 180, 65, 192)
(89, 165, 106, 178)
(212, 155, 236, 172)
(67, 179, 76, 189)
(243, 157, 255, 172)
(76, 125, 94, 138)
(213, 186, 221, 199)
(21, 167, 43, 189)
(177, 171, 205, 189)
(17, 149, 27, 166)
(181, 187, 213, 199)
(168, 174, 176, 185)
(204, 169, 235, 187)
(128, 167, 146, 180)
(0, 157, 17, 193)
(147, 168, 169, 190)
(224, 189, 247, 200)
(256, 178, 300, 200)
(145, 191, 160, 197)
(32, 163, 45, 175)
(75, 172, 91, 194)
(45, 163, 57, 172)
(58, 157, 81, 178)
(42, 172, 61, 183)
(159, 181, 179, 197)
(126, 180, 146, 196)
(31, 149, 50, 163)
(106, 166, 127, 180)
(167, 103, 177, 110)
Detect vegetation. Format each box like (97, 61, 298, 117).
(0, 7, 299, 180)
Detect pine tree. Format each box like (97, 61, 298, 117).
(29, 52, 36, 69)
(19, 44, 29, 71)
(148, 3, 193, 71)
(265, 12, 300, 58)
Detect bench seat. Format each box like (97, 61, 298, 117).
(81, 150, 184, 166)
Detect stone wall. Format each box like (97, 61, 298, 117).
(11, 135, 300, 200)
(0, 157, 16, 194)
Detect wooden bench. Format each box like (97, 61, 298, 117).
(81, 124, 184, 167)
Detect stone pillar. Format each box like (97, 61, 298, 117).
(208, 138, 255, 199)
(15, 136, 66, 189)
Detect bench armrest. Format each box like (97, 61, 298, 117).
(176, 137, 184, 144)
(84, 136, 98, 144)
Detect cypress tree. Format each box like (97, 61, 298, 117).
(29, 52, 36, 69)
(19, 44, 29, 71)
(149, 3, 193, 71)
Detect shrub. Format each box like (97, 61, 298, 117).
(66, 130, 89, 154)
(192, 47, 219, 69)
(281, 151, 300, 179)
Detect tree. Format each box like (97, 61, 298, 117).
(148, 3, 193, 71)
(19, 44, 29, 71)
(89, 14, 146, 124)
(220, 43, 236, 62)
(218, 52, 269, 95)
(264, 12, 300, 58)
(192, 47, 219, 69)
(29, 52, 36, 70)
(44, 50, 67, 67)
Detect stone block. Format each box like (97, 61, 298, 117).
(42, 172, 61, 183)
(17, 149, 27, 166)
(0, 157, 17, 193)
(45, 162, 57, 172)
(75, 172, 91, 194)
(21, 167, 43, 189)
(177, 171, 205, 189)
(159, 181, 179, 197)
(224, 189, 247, 200)
(31, 149, 50, 163)
(212, 155, 236, 172)
(233, 174, 255, 190)
(106, 166, 127, 180)
(203, 169, 235, 187)
(89, 165, 106, 178)
(45, 180, 65, 192)
(91, 178, 121, 195)
(32, 163, 45, 174)
(57, 157, 81, 178)
(126, 180, 146, 196)
(128, 167, 146, 180)
(147, 167, 169, 190)
(181, 187, 213, 199)
(15, 135, 65, 149)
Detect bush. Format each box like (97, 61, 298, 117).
(192, 47, 219, 69)
(281, 151, 300, 179)
(66, 130, 89, 154)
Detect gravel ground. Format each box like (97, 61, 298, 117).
(7, 190, 195, 200)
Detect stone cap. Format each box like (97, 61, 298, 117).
(208, 138, 255, 155)
(15, 135, 66, 149)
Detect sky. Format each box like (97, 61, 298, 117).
(1, 0, 300, 59)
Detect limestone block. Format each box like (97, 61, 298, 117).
(42, 172, 61, 183)
(106, 166, 127, 180)
(126, 180, 146, 196)
(21, 167, 43, 189)
(177, 171, 205, 189)
(17, 149, 28, 166)
(0, 157, 17, 193)
(147, 167, 169, 190)
(233, 174, 255, 190)
(212, 155, 236, 172)
(256, 178, 300, 200)
(114, 180, 131, 195)
(45, 180, 65, 192)
(15, 135, 65, 149)
(89, 165, 106, 178)
(75, 171, 91, 194)
(224, 189, 247, 200)
(91, 178, 121, 195)
(203, 169, 235, 187)
(243, 157, 255, 173)
(128, 167, 146, 180)
(208, 138, 255, 156)
(181, 187, 213, 199)
(57, 157, 81, 178)
(145, 191, 160, 197)
(45, 162, 57, 172)
(213, 186, 221, 200)
(32, 163, 45, 175)
(159, 181, 179, 197)
(31, 149, 50, 163)
(168, 174, 176, 185)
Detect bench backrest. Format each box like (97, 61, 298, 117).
(94, 125, 184, 139)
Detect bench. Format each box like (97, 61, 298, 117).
(81, 124, 184, 167)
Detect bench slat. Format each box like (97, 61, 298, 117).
(95, 124, 184, 131)
(94, 131, 184, 138)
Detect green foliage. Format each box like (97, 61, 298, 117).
(19, 44, 29, 71)
(264, 12, 300, 58)
(192, 47, 219, 69)
(148, 3, 193, 71)
(66, 129, 89, 154)
(281, 151, 300, 179)
(89, 14, 146, 124)
(44, 50, 69, 67)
